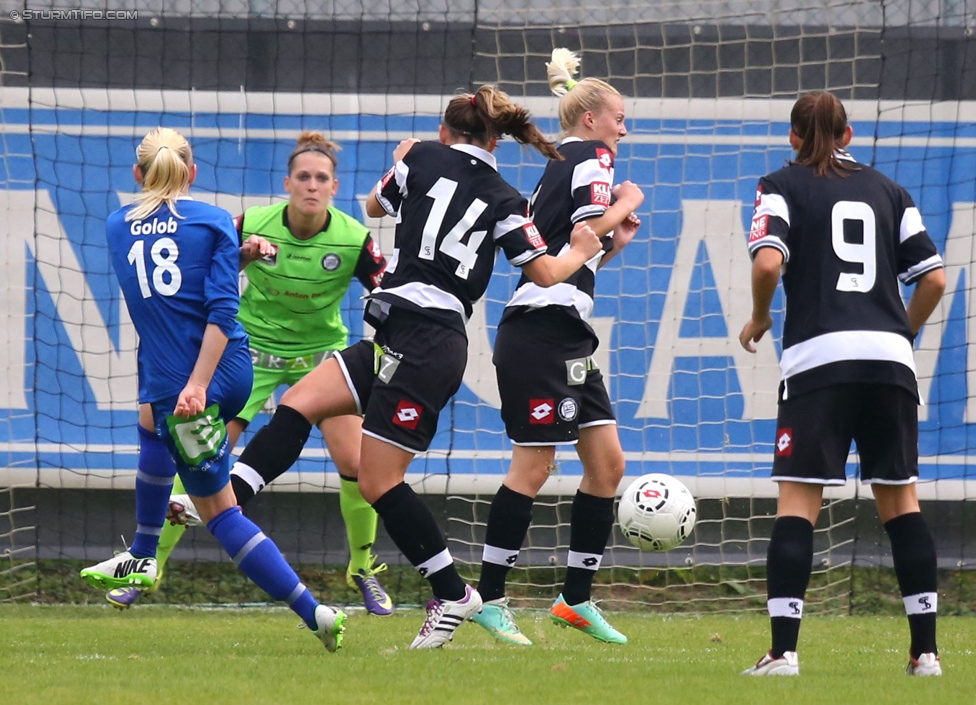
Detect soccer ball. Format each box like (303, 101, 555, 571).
(617, 474, 697, 551)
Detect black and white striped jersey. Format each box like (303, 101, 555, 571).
(748, 151, 944, 400)
(371, 141, 548, 333)
(501, 137, 615, 325)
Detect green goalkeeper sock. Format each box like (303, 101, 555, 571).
(156, 474, 188, 573)
(339, 474, 378, 573)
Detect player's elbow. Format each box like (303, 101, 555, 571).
(525, 261, 558, 288)
(919, 267, 946, 298)
(365, 198, 386, 219)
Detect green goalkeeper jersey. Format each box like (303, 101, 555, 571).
(236, 202, 387, 358)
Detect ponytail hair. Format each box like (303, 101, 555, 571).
(789, 91, 858, 177)
(126, 127, 193, 222)
(287, 131, 341, 172)
(546, 48, 620, 134)
(443, 85, 561, 161)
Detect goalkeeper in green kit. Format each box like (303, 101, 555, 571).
(108, 132, 392, 615)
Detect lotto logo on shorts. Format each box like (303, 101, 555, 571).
(393, 400, 423, 430)
(529, 399, 555, 424)
(775, 427, 793, 456)
(749, 214, 769, 242)
(591, 182, 612, 207)
(595, 148, 614, 170)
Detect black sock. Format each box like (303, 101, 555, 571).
(885, 512, 938, 658)
(233, 405, 312, 506)
(478, 485, 534, 602)
(372, 482, 465, 601)
(562, 491, 614, 606)
(766, 516, 814, 658)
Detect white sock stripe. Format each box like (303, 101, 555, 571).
(231, 462, 266, 494)
(232, 532, 267, 566)
(768, 597, 804, 619)
(135, 470, 175, 486)
(417, 548, 453, 578)
(904, 592, 938, 615)
(135, 524, 162, 536)
(285, 583, 307, 606)
(566, 550, 603, 571)
(482, 544, 519, 567)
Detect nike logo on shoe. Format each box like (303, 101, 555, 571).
(113, 558, 152, 578)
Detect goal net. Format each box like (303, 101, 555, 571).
(1, 0, 973, 610)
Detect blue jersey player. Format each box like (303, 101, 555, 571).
(80, 127, 346, 652)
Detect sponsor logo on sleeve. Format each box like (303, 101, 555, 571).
(529, 399, 555, 424)
(775, 428, 793, 456)
(393, 400, 422, 430)
(595, 148, 614, 170)
(749, 214, 769, 243)
(523, 222, 545, 249)
(755, 184, 763, 207)
(380, 166, 395, 190)
(591, 182, 612, 207)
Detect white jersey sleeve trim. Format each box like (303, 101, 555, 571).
(754, 192, 790, 225)
(748, 236, 790, 262)
(493, 213, 531, 241)
(899, 254, 944, 283)
(779, 330, 917, 380)
(899, 206, 925, 244)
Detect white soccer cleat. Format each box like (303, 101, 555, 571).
(311, 604, 347, 653)
(167, 494, 202, 526)
(906, 652, 942, 676)
(80, 550, 157, 591)
(409, 585, 483, 649)
(741, 650, 800, 676)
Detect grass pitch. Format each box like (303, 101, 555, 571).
(2, 605, 974, 704)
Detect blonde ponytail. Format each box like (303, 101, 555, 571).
(545, 48, 620, 134)
(126, 128, 193, 222)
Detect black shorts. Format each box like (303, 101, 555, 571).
(493, 308, 615, 446)
(335, 308, 467, 454)
(771, 383, 919, 485)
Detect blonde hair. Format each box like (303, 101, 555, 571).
(126, 128, 193, 222)
(444, 85, 561, 160)
(288, 131, 341, 172)
(546, 48, 620, 134)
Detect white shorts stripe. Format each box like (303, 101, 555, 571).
(332, 352, 363, 415)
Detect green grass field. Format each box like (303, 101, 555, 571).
(2, 605, 974, 704)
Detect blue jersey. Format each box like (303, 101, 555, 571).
(106, 198, 248, 403)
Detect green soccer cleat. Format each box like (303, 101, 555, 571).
(312, 604, 347, 653)
(548, 594, 627, 644)
(472, 597, 532, 645)
(80, 550, 157, 591)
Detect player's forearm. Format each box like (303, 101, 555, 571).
(749, 247, 783, 321)
(187, 323, 229, 389)
(365, 187, 386, 218)
(907, 268, 947, 335)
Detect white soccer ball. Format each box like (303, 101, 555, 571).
(617, 474, 697, 551)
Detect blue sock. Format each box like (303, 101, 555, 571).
(207, 506, 319, 628)
(130, 425, 176, 559)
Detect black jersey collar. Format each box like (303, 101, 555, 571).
(451, 143, 498, 171)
